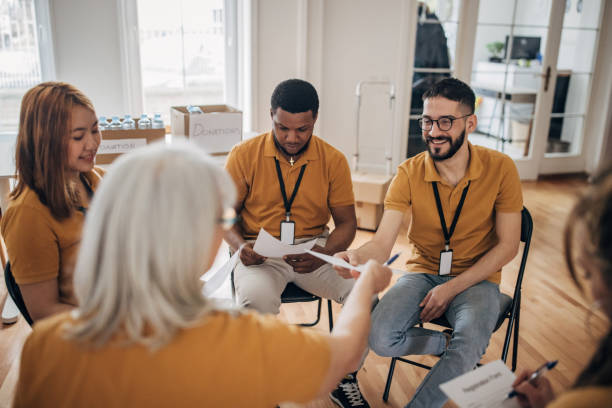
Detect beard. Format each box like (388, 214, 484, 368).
(425, 129, 466, 161)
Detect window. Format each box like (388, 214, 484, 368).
(135, 0, 237, 123)
(0, 0, 42, 132)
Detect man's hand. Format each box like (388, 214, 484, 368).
(240, 243, 267, 266)
(511, 369, 555, 408)
(283, 245, 327, 274)
(419, 282, 457, 322)
(333, 249, 364, 279)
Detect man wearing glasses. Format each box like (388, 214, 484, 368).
(335, 78, 523, 408)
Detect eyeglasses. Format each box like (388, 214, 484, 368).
(218, 208, 239, 231)
(418, 114, 472, 131)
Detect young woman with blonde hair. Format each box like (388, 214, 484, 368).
(13, 143, 392, 407)
(1, 82, 102, 322)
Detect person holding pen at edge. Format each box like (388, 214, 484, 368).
(509, 166, 612, 408)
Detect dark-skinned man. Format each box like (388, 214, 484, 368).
(225, 79, 369, 408)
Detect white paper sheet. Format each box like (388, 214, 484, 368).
(252, 228, 317, 258)
(439, 360, 521, 408)
(305, 250, 405, 275)
(201, 250, 240, 296)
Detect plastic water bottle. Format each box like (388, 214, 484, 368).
(122, 114, 136, 129)
(99, 116, 110, 131)
(138, 114, 152, 129)
(152, 113, 164, 129)
(186, 105, 203, 114)
(109, 116, 122, 130)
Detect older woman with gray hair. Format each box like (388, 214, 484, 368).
(13, 142, 391, 408)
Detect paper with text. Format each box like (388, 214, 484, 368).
(439, 360, 521, 408)
(252, 228, 317, 258)
(305, 250, 405, 275)
(99, 138, 147, 154)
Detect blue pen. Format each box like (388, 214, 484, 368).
(508, 360, 558, 399)
(384, 252, 401, 266)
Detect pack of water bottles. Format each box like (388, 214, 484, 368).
(96, 113, 166, 165)
(99, 113, 166, 131)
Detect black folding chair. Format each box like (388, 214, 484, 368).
(4, 262, 34, 326)
(382, 207, 533, 402)
(230, 269, 334, 331)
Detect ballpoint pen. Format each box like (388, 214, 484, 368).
(384, 252, 401, 266)
(508, 360, 558, 398)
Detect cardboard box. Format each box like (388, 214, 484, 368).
(96, 121, 165, 165)
(170, 105, 242, 154)
(352, 172, 392, 230)
(352, 172, 392, 204)
(355, 201, 384, 231)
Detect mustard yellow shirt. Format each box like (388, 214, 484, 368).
(225, 132, 354, 239)
(384, 143, 523, 283)
(13, 310, 331, 408)
(1, 168, 105, 305)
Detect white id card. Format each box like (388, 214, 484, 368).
(439, 249, 453, 276)
(280, 220, 295, 245)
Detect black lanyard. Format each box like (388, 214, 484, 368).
(432, 180, 470, 250)
(274, 157, 307, 220)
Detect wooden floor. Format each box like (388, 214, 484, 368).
(0, 175, 608, 408)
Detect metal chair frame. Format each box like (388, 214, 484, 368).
(230, 269, 334, 331)
(382, 207, 533, 402)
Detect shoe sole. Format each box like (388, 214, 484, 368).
(329, 394, 343, 408)
(329, 393, 367, 408)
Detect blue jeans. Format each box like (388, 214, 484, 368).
(369, 273, 500, 408)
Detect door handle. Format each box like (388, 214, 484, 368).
(543, 66, 551, 92)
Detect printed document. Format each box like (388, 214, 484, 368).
(439, 360, 521, 408)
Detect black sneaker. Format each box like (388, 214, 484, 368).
(329, 373, 370, 408)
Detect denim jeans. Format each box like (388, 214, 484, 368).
(369, 273, 500, 408)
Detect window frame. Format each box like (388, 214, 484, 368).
(117, 0, 240, 119)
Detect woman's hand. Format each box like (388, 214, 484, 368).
(511, 369, 555, 408)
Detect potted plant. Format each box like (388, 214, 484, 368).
(486, 41, 505, 63)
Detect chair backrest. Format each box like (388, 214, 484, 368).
(513, 207, 533, 301)
(4, 262, 33, 325)
(1, 217, 34, 325)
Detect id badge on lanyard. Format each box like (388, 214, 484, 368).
(439, 248, 453, 276)
(275, 158, 306, 246)
(432, 181, 470, 276)
(280, 219, 296, 244)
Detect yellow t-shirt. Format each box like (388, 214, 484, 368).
(225, 132, 354, 239)
(384, 143, 523, 284)
(0, 168, 105, 305)
(547, 387, 612, 407)
(13, 310, 331, 408)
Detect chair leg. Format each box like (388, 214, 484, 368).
(383, 357, 397, 402)
(299, 298, 322, 327)
(512, 300, 521, 371)
(327, 299, 334, 332)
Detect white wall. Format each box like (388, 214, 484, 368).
(252, 0, 410, 172)
(49, 0, 126, 117)
(43, 0, 611, 175)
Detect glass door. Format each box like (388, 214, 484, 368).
(406, 0, 462, 158)
(539, 0, 604, 174)
(468, 0, 604, 179)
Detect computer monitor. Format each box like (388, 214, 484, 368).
(504, 36, 541, 60)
